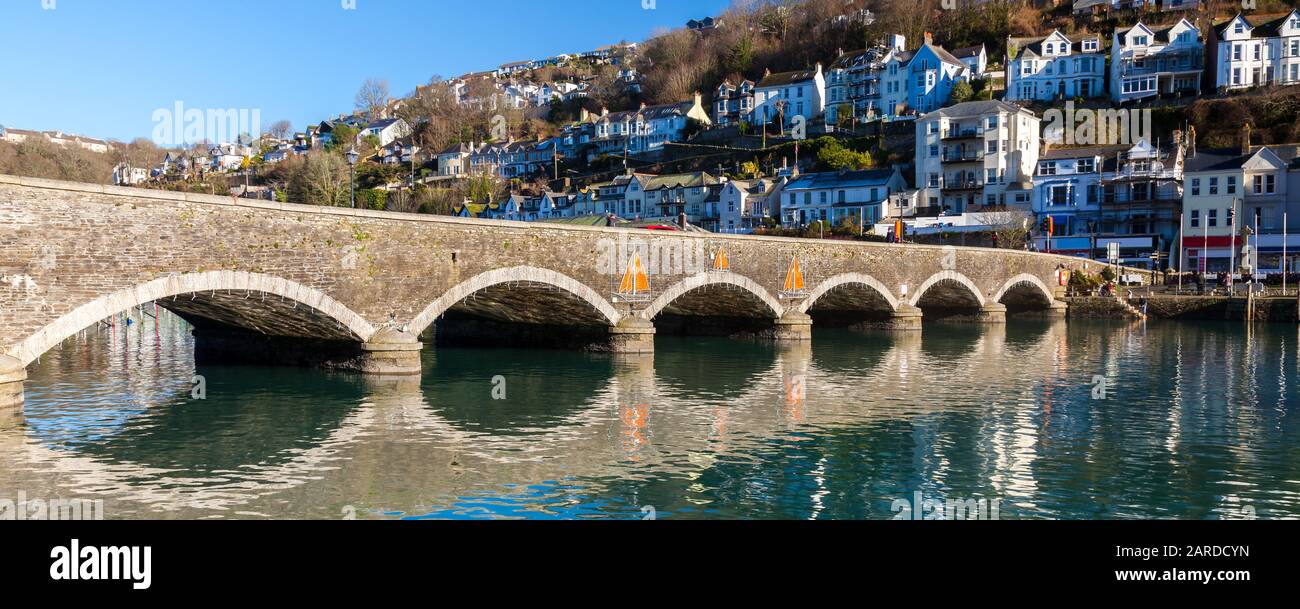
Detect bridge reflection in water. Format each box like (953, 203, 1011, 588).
(2, 310, 1297, 520)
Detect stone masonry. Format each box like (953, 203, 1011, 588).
(0, 175, 1102, 409)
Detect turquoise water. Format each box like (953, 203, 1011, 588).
(3, 312, 1298, 520)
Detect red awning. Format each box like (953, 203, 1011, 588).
(1181, 236, 1236, 248)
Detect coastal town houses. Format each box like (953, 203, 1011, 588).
(381, 137, 421, 166)
(824, 36, 906, 125)
(1180, 138, 1300, 274)
(1109, 19, 1205, 102)
(1005, 31, 1106, 102)
(362, 118, 412, 147)
(1207, 11, 1300, 92)
(620, 172, 722, 226)
(779, 168, 908, 228)
(915, 100, 1042, 217)
(718, 177, 782, 233)
(592, 93, 712, 156)
(0, 126, 110, 154)
(437, 142, 473, 177)
(880, 34, 971, 116)
(751, 65, 827, 128)
(712, 79, 755, 126)
(952, 44, 988, 77)
(112, 162, 149, 186)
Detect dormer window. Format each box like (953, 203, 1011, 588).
(1083, 40, 1098, 52)
(1134, 35, 1148, 46)
(1234, 21, 1246, 35)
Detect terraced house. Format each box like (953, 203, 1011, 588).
(623, 172, 722, 227)
(1005, 30, 1106, 102)
(751, 65, 827, 127)
(779, 168, 907, 228)
(1181, 141, 1300, 274)
(878, 34, 972, 116)
(1207, 11, 1300, 91)
(824, 36, 906, 124)
(1109, 19, 1205, 102)
(592, 94, 712, 156)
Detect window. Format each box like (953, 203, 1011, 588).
(986, 140, 997, 154)
(1233, 44, 1242, 61)
(1134, 35, 1149, 46)
(986, 169, 998, 183)
(838, 190, 846, 204)
(929, 145, 938, 157)
(1227, 176, 1236, 195)
(1254, 174, 1276, 194)
(987, 116, 998, 129)
(1209, 177, 1219, 195)
(1039, 161, 1057, 175)
(1191, 178, 1200, 196)
(1209, 209, 1218, 227)
(1077, 159, 1095, 173)
(1191, 209, 1200, 228)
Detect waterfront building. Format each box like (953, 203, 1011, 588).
(1110, 19, 1205, 102)
(915, 100, 1041, 217)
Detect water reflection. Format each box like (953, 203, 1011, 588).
(2, 310, 1298, 520)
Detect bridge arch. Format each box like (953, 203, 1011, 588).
(5, 271, 377, 367)
(993, 273, 1056, 306)
(408, 266, 622, 337)
(639, 272, 784, 321)
(797, 273, 900, 314)
(909, 270, 987, 309)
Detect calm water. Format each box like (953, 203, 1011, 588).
(3, 312, 1299, 520)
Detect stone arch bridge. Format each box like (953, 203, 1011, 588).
(0, 175, 1103, 409)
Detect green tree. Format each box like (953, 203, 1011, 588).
(947, 80, 974, 106)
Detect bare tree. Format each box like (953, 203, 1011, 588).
(355, 78, 392, 122)
(971, 209, 1033, 250)
(265, 120, 293, 140)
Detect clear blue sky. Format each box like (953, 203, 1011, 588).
(0, 0, 730, 143)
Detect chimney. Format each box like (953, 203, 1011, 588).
(764, 68, 772, 79)
(693, 90, 703, 108)
(580, 107, 590, 122)
(1240, 123, 1252, 155)
(923, 32, 933, 45)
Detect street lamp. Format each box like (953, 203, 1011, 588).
(346, 147, 359, 208)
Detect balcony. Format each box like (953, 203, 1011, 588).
(941, 149, 983, 163)
(941, 179, 982, 192)
(941, 128, 983, 141)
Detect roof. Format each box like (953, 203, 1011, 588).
(1039, 144, 1129, 161)
(926, 100, 1030, 119)
(603, 100, 691, 123)
(757, 67, 820, 89)
(365, 118, 403, 130)
(783, 168, 898, 191)
(439, 142, 472, 155)
(1072, 0, 1108, 11)
(1008, 31, 1103, 61)
(1184, 145, 1300, 172)
(641, 172, 717, 190)
(1212, 12, 1298, 38)
(950, 45, 985, 59)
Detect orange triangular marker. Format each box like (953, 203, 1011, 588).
(713, 249, 730, 271)
(784, 257, 805, 292)
(619, 253, 650, 295)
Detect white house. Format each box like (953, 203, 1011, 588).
(751, 64, 826, 127)
(1208, 11, 1300, 91)
(112, 162, 150, 186)
(593, 94, 711, 156)
(362, 118, 412, 147)
(718, 177, 782, 233)
(1110, 19, 1205, 102)
(437, 142, 473, 177)
(951, 44, 988, 77)
(915, 100, 1041, 216)
(1005, 31, 1106, 102)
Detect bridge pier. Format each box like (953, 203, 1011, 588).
(609, 318, 656, 354)
(1048, 301, 1069, 319)
(349, 329, 424, 376)
(772, 312, 813, 342)
(882, 305, 924, 331)
(0, 355, 24, 414)
(975, 303, 1008, 324)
